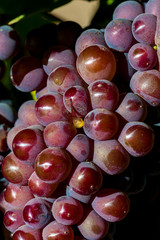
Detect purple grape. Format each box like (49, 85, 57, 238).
(47, 65, 83, 95)
(43, 121, 77, 148)
(63, 85, 91, 117)
(132, 13, 157, 45)
(77, 207, 109, 240)
(130, 69, 160, 106)
(12, 224, 42, 240)
(104, 18, 134, 52)
(0, 25, 21, 60)
(35, 92, 72, 126)
(113, 1, 144, 21)
(83, 108, 119, 141)
(75, 28, 107, 56)
(66, 134, 92, 162)
(93, 139, 130, 175)
(88, 79, 119, 111)
(92, 188, 130, 222)
(42, 45, 76, 75)
(10, 56, 47, 92)
(3, 208, 24, 233)
(128, 42, 157, 71)
(51, 195, 83, 225)
(115, 92, 147, 122)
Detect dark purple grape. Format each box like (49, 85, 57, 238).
(128, 43, 157, 71)
(104, 18, 134, 52)
(132, 13, 157, 45)
(56, 21, 83, 49)
(10, 56, 47, 92)
(113, 1, 144, 21)
(0, 25, 21, 60)
(25, 23, 57, 58)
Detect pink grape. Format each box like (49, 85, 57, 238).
(3, 208, 24, 232)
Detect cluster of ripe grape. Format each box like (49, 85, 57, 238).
(0, 0, 160, 239)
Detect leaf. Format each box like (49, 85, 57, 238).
(0, 0, 72, 17)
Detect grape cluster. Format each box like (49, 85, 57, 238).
(0, 0, 160, 239)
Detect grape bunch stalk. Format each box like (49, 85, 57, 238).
(0, 0, 160, 239)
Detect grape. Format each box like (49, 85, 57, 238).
(75, 28, 106, 56)
(12, 125, 46, 164)
(92, 189, 130, 222)
(66, 185, 92, 204)
(118, 121, 155, 157)
(113, 1, 144, 21)
(42, 220, 74, 240)
(51, 195, 83, 225)
(66, 134, 92, 162)
(0, 102, 16, 127)
(88, 79, 119, 111)
(17, 100, 40, 126)
(36, 86, 49, 99)
(34, 147, 72, 183)
(145, 0, 160, 16)
(93, 139, 130, 175)
(83, 108, 119, 141)
(10, 56, 48, 92)
(43, 121, 77, 148)
(132, 13, 157, 45)
(42, 45, 76, 75)
(130, 69, 160, 106)
(35, 93, 72, 126)
(56, 21, 83, 49)
(28, 171, 59, 198)
(69, 161, 103, 195)
(0, 124, 10, 152)
(1, 152, 34, 185)
(77, 207, 109, 240)
(0, 25, 21, 60)
(76, 44, 116, 85)
(23, 197, 52, 229)
(25, 23, 57, 58)
(63, 85, 91, 117)
(3, 208, 24, 233)
(128, 43, 157, 71)
(12, 224, 42, 240)
(4, 183, 33, 209)
(115, 92, 147, 122)
(7, 124, 26, 151)
(104, 18, 134, 52)
(47, 65, 83, 95)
